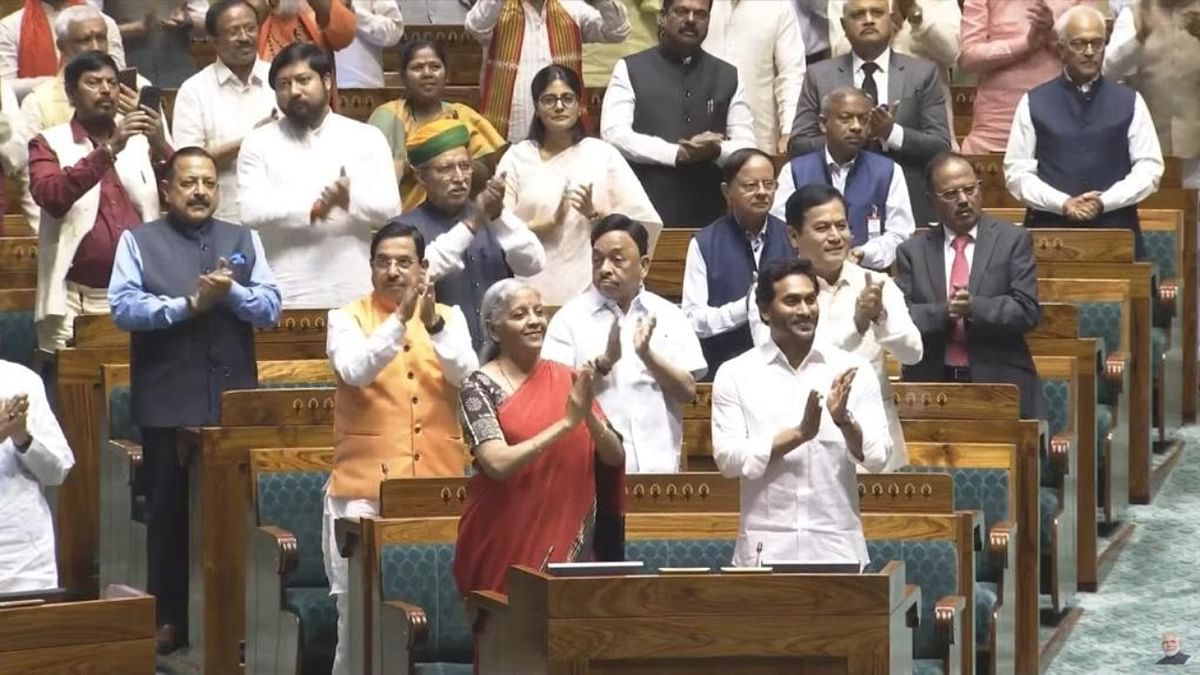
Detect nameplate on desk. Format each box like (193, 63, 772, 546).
(546, 561, 646, 577)
(764, 561, 862, 574)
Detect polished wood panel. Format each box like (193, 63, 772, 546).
(858, 473, 954, 513)
(0, 236, 37, 289)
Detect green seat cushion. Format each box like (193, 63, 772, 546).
(1143, 230, 1177, 279)
(282, 586, 336, 674)
(902, 466, 1008, 581)
(107, 386, 141, 443)
(0, 309, 35, 368)
(1039, 487, 1059, 550)
(1040, 378, 1070, 486)
(415, 664, 474, 675)
(1097, 404, 1113, 468)
(975, 581, 998, 647)
(380, 542, 471, 664)
(1077, 301, 1124, 405)
(256, 470, 330, 588)
(914, 660, 946, 675)
(625, 539, 734, 572)
(867, 539, 959, 660)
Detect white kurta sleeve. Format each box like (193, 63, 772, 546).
(565, 0, 630, 43)
(1103, 7, 1140, 80)
(490, 210, 546, 276)
(601, 59, 680, 167)
(429, 306, 479, 387)
(711, 365, 773, 481)
(1003, 94, 1072, 214)
(681, 238, 751, 338)
(464, 0, 505, 41)
(346, 126, 402, 228)
(845, 357, 889, 472)
(773, 6, 807, 151)
(13, 371, 73, 487)
(237, 128, 313, 228)
(1098, 93, 1163, 213)
(719, 81, 757, 161)
(326, 307, 406, 387)
(352, 0, 405, 48)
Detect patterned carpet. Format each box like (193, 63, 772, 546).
(1047, 427, 1200, 673)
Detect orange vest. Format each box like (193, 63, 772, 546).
(330, 294, 469, 499)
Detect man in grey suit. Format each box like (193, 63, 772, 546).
(894, 153, 1045, 420)
(788, 0, 950, 227)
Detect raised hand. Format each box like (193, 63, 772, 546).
(117, 84, 140, 116)
(396, 282, 422, 323)
(418, 282, 438, 330)
(948, 286, 972, 319)
(797, 389, 822, 443)
(848, 247, 865, 264)
(0, 394, 30, 444)
(564, 182, 597, 220)
(826, 368, 858, 426)
(633, 316, 657, 360)
(565, 366, 596, 424)
(594, 317, 622, 375)
(866, 101, 900, 141)
(855, 275, 885, 332)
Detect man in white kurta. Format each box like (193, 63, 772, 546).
(713, 259, 888, 568)
(0, 359, 74, 592)
(333, 0, 405, 88)
(702, 0, 807, 153)
(238, 43, 400, 309)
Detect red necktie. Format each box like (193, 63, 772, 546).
(946, 234, 971, 367)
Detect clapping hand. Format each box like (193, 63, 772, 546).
(0, 394, 30, 446)
(633, 316, 657, 361)
(467, 174, 506, 232)
(396, 281, 424, 323)
(854, 275, 885, 332)
(676, 132, 722, 164)
(565, 365, 597, 425)
(848, 247, 865, 264)
(1064, 191, 1103, 222)
(796, 389, 822, 444)
(591, 317, 622, 375)
(948, 285, 972, 319)
(418, 282, 438, 330)
(1026, 1, 1055, 47)
(564, 182, 597, 220)
(159, 3, 192, 29)
(866, 101, 900, 142)
(827, 368, 857, 426)
(191, 259, 234, 312)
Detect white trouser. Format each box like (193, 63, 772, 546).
(35, 281, 108, 352)
(321, 486, 379, 675)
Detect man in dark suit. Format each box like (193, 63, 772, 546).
(894, 152, 1045, 419)
(787, 0, 950, 227)
(1159, 632, 1191, 665)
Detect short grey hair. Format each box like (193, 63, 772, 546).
(478, 278, 539, 362)
(54, 5, 106, 44)
(1054, 5, 1107, 43)
(820, 86, 871, 117)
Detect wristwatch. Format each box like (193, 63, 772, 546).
(427, 316, 446, 335)
(908, 6, 923, 26)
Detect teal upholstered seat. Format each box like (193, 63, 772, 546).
(107, 386, 141, 443)
(414, 664, 473, 675)
(1039, 487, 1059, 549)
(379, 542, 472, 667)
(256, 469, 333, 673)
(1040, 378, 1071, 486)
(1076, 301, 1124, 405)
(974, 581, 998, 646)
(625, 538, 735, 572)
(901, 466, 1008, 582)
(1143, 230, 1177, 280)
(867, 539, 959, 662)
(0, 309, 35, 368)
(913, 660, 946, 675)
(1151, 327, 1167, 379)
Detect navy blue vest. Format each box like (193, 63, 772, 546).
(789, 150, 892, 254)
(397, 203, 512, 349)
(693, 214, 794, 377)
(625, 46, 740, 228)
(1024, 75, 1144, 258)
(129, 217, 259, 428)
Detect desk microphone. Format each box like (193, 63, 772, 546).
(539, 545, 556, 571)
(754, 542, 763, 568)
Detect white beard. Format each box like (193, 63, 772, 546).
(275, 0, 304, 18)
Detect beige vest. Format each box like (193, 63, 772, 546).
(330, 294, 469, 499)
(34, 122, 160, 320)
(1132, 0, 1200, 157)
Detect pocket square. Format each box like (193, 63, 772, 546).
(228, 252, 247, 266)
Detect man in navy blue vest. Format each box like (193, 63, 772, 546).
(682, 148, 794, 377)
(108, 147, 281, 654)
(600, 0, 756, 228)
(394, 119, 546, 350)
(773, 88, 914, 271)
(1003, 4, 1164, 260)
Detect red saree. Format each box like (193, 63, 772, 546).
(454, 360, 622, 598)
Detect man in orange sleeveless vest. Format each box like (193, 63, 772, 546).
(321, 220, 478, 675)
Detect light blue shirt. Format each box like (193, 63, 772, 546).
(108, 225, 282, 332)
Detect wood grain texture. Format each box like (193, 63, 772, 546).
(644, 229, 697, 301)
(625, 473, 739, 513)
(1031, 303, 1079, 339)
(0, 287, 34, 310)
(890, 383, 1021, 420)
(379, 476, 471, 518)
(0, 595, 154, 650)
(857, 473, 954, 513)
(0, 235, 37, 289)
(0, 639, 156, 675)
(1139, 208, 1196, 423)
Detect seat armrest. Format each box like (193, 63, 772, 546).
(1104, 353, 1127, 394)
(255, 525, 299, 577)
(935, 595, 966, 675)
(1049, 434, 1071, 480)
(1157, 279, 1178, 320)
(381, 599, 430, 649)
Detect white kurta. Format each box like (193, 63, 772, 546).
(334, 0, 406, 88)
(712, 341, 889, 568)
(237, 112, 401, 309)
(0, 360, 74, 593)
(496, 137, 662, 304)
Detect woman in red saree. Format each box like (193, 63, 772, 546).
(454, 278, 625, 607)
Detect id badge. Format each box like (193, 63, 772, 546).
(867, 205, 882, 238)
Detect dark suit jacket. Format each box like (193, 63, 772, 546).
(894, 215, 1046, 419)
(1158, 652, 1190, 665)
(787, 51, 951, 226)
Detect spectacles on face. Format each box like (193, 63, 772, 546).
(427, 160, 472, 179)
(934, 181, 980, 203)
(736, 179, 777, 194)
(371, 255, 418, 271)
(668, 5, 708, 21)
(1066, 38, 1105, 54)
(537, 92, 579, 109)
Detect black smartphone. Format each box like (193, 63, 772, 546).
(138, 85, 161, 112)
(117, 67, 138, 90)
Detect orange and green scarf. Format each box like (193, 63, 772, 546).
(478, 0, 583, 139)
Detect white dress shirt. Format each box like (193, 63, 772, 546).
(237, 112, 401, 309)
(746, 262, 920, 471)
(542, 286, 708, 473)
(172, 59, 276, 223)
(601, 57, 757, 167)
(0, 360, 74, 593)
(0, 2, 125, 100)
(1103, 6, 1141, 81)
(793, 0, 830, 55)
(851, 48, 906, 150)
(770, 150, 916, 269)
(465, 0, 630, 143)
(335, 0, 406, 88)
(1003, 88, 1165, 215)
(326, 303, 477, 388)
(420, 209, 547, 283)
(702, 0, 806, 153)
(0, 81, 28, 176)
(680, 225, 762, 339)
(712, 341, 889, 567)
(942, 224, 977, 297)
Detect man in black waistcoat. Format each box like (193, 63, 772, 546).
(599, 0, 755, 228)
(107, 146, 282, 654)
(1003, 4, 1164, 260)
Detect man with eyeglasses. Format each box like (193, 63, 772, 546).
(601, 0, 755, 228)
(895, 152, 1045, 420)
(237, 42, 400, 308)
(1004, 4, 1163, 261)
(772, 87, 915, 271)
(392, 118, 545, 349)
(323, 219, 476, 675)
